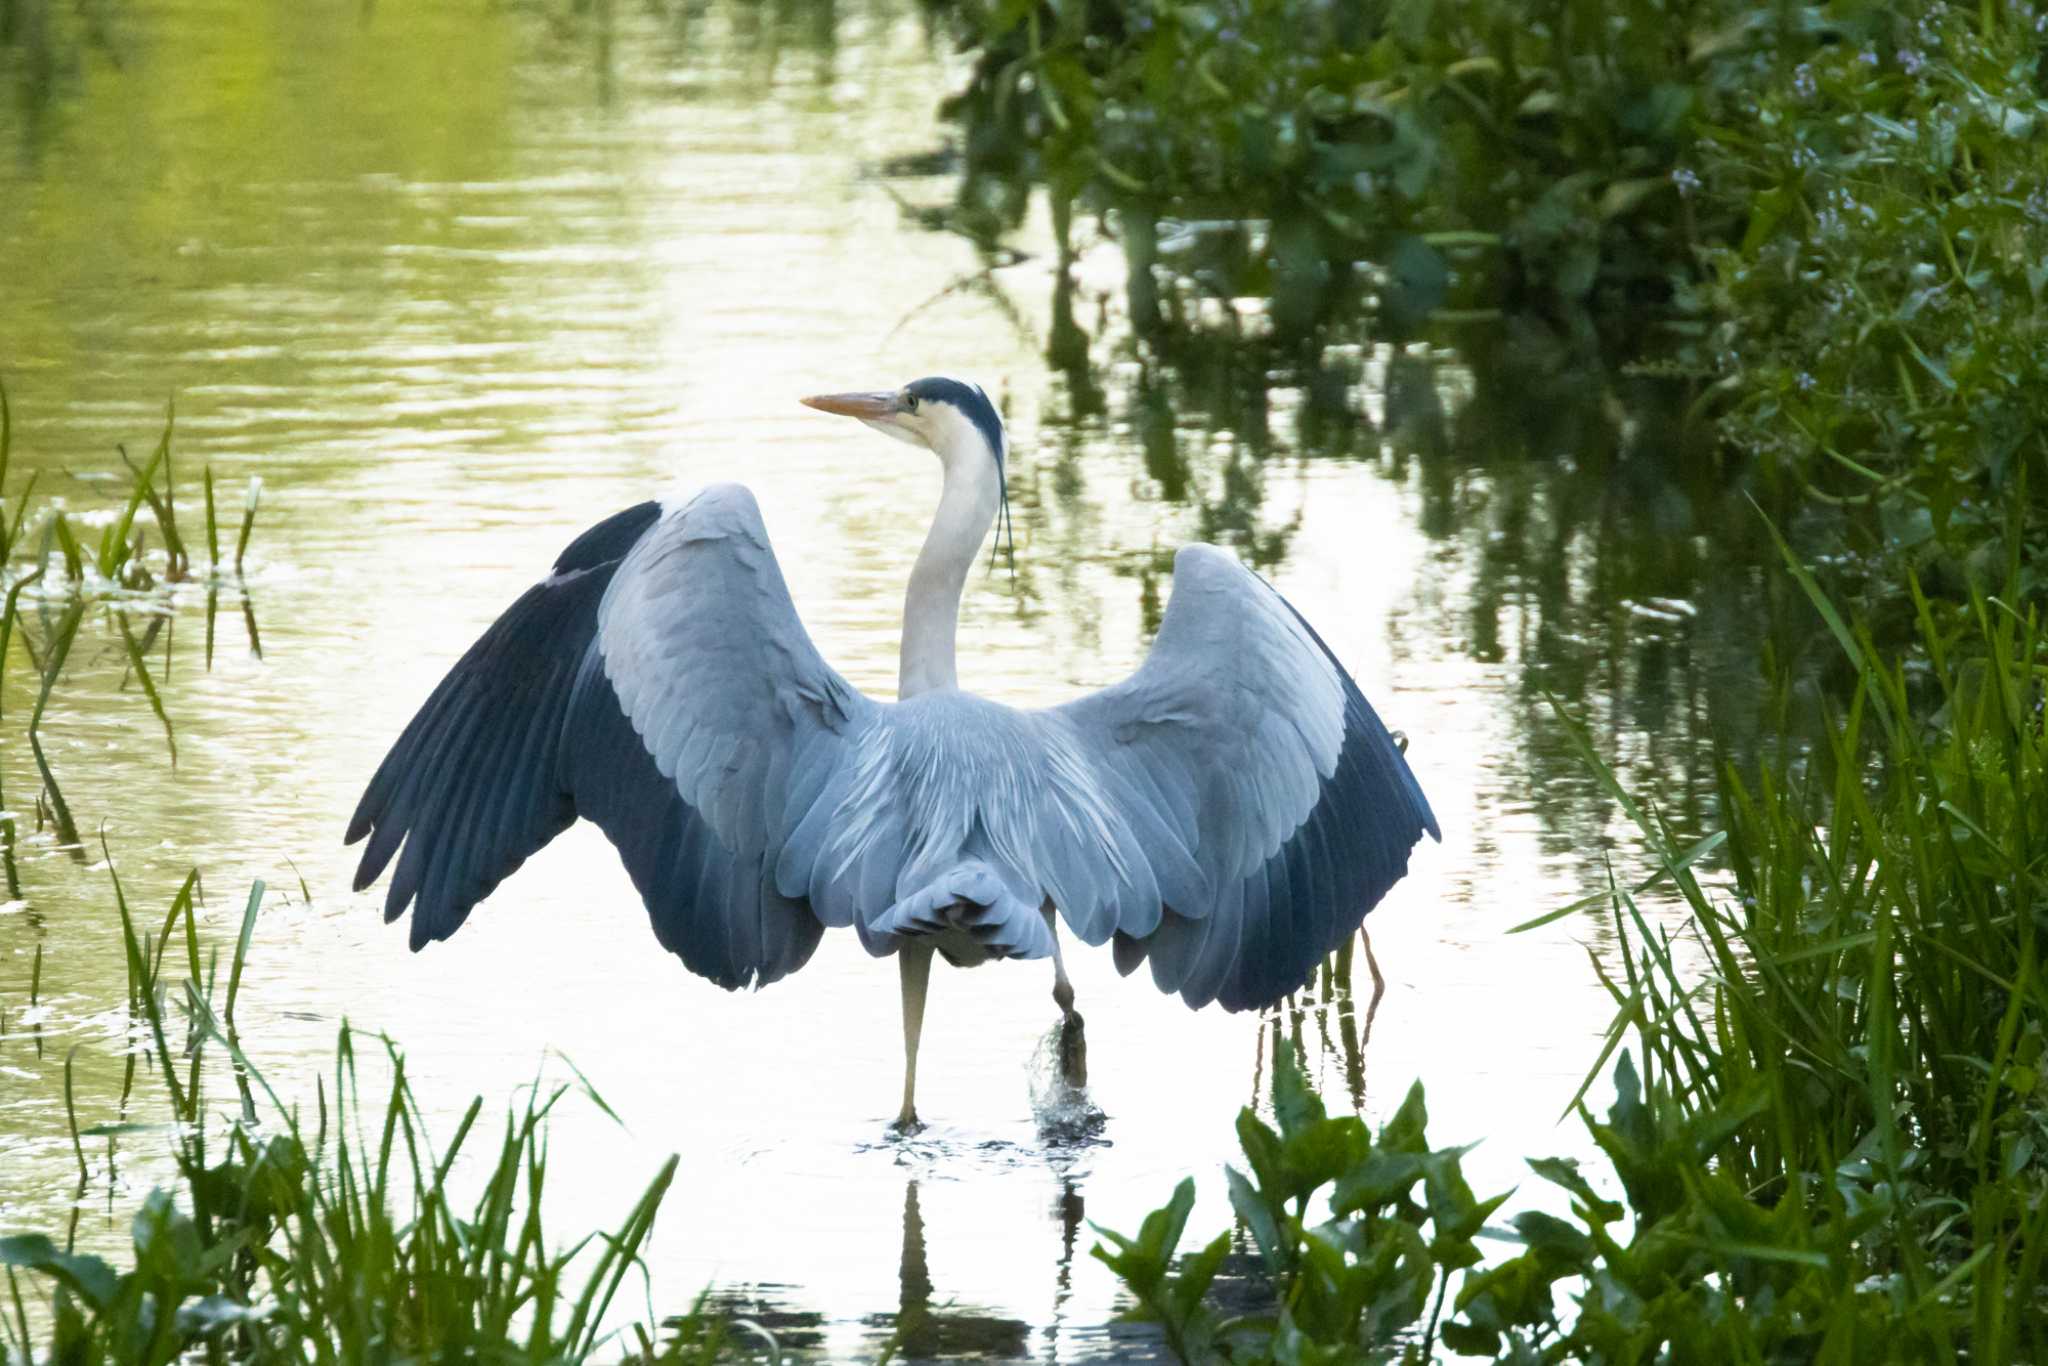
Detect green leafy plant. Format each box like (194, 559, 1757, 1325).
(1690, 3, 2048, 600)
(1093, 1053, 1500, 1363)
(928, 0, 1789, 336)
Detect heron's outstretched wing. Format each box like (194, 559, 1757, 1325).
(345, 501, 661, 946)
(1053, 544, 1440, 1011)
(349, 494, 1432, 1008)
(346, 485, 870, 989)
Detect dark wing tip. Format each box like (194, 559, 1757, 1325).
(346, 507, 664, 944)
(552, 500, 663, 575)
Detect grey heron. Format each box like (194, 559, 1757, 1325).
(346, 376, 1439, 1129)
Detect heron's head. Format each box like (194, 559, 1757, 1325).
(801, 376, 1006, 475)
(802, 376, 1015, 570)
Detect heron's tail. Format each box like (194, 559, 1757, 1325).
(861, 860, 1054, 966)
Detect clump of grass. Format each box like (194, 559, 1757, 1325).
(0, 855, 731, 1364)
(0, 384, 266, 849)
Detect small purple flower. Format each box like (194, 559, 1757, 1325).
(1217, 26, 1239, 42)
(1793, 64, 1816, 99)
(1791, 146, 1819, 171)
(1816, 207, 1842, 237)
(1672, 166, 1702, 196)
(1899, 48, 1926, 75)
(1796, 371, 1817, 393)
(1858, 49, 1879, 66)
(2027, 189, 2048, 223)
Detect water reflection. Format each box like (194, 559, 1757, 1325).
(1258, 932, 1384, 1118)
(694, 1162, 1255, 1362)
(881, 1179, 1033, 1359)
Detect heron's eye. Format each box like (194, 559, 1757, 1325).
(904, 394, 920, 413)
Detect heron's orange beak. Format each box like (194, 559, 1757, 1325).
(800, 391, 905, 421)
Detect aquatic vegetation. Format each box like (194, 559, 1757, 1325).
(0, 858, 745, 1364)
(1095, 559, 2048, 1361)
(928, 0, 1762, 333)
(925, 0, 2048, 623)
(0, 385, 263, 853)
(1690, 2, 2048, 599)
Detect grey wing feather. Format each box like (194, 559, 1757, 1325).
(579, 484, 880, 984)
(347, 501, 664, 949)
(596, 484, 872, 861)
(347, 487, 872, 990)
(1056, 544, 1439, 1011)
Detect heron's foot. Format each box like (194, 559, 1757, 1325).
(890, 1107, 925, 1136)
(1053, 978, 1075, 1016)
(1056, 1008, 1087, 1091)
(1032, 1009, 1103, 1140)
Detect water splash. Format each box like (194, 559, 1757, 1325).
(1027, 1017, 1105, 1142)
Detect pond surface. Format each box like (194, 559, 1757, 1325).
(0, 0, 1777, 1357)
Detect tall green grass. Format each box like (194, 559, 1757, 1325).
(1529, 536, 2048, 1357)
(0, 856, 716, 1364)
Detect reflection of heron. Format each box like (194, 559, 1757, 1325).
(885, 1179, 1031, 1358)
(347, 377, 1439, 1128)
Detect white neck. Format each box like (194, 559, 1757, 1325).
(898, 440, 1000, 699)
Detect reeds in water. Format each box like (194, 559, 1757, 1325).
(1, 856, 699, 1363)
(0, 386, 265, 852)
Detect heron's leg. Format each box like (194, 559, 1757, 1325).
(1044, 906, 1086, 1089)
(895, 942, 934, 1132)
(1360, 926, 1386, 1004)
(1045, 905, 1076, 1017)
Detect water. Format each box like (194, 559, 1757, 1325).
(0, 0, 1772, 1356)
